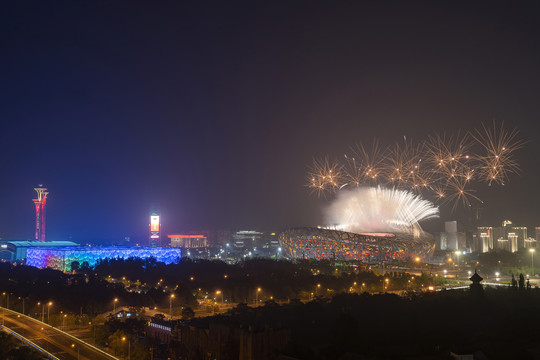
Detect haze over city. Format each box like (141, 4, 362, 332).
(2, 2, 540, 243)
(5, 3, 540, 360)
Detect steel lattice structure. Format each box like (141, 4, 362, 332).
(26, 246, 182, 271)
(279, 227, 434, 262)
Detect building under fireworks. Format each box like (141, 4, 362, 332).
(279, 227, 434, 262)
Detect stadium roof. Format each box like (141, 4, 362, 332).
(0, 240, 78, 247)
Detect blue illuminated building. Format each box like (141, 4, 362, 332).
(26, 246, 182, 271)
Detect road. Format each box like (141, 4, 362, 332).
(1, 307, 118, 360)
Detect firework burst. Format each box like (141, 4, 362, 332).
(307, 122, 525, 210)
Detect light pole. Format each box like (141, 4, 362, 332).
(2, 292, 6, 327)
(37, 302, 45, 323)
(63, 314, 67, 329)
(169, 294, 174, 320)
(18, 297, 25, 315)
(3, 292, 9, 309)
(113, 298, 118, 315)
(122, 336, 131, 360)
(530, 248, 535, 277)
(47, 302, 52, 323)
(315, 284, 321, 297)
(255, 288, 261, 304)
(71, 343, 80, 360)
(216, 290, 223, 305)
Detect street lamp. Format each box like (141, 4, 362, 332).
(454, 250, 461, 269)
(530, 248, 536, 277)
(71, 344, 80, 360)
(18, 297, 25, 315)
(255, 288, 261, 304)
(47, 302, 52, 323)
(113, 298, 118, 315)
(316, 284, 321, 297)
(63, 314, 67, 329)
(122, 336, 131, 360)
(2, 292, 9, 309)
(216, 290, 223, 305)
(169, 294, 175, 320)
(37, 302, 45, 322)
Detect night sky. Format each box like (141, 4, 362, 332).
(2, 1, 540, 242)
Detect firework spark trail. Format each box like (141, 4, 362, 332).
(472, 122, 526, 185)
(325, 187, 439, 235)
(308, 122, 525, 210)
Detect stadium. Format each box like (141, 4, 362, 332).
(26, 246, 182, 272)
(279, 227, 434, 262)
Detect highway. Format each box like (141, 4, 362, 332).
(1, 307, 118, 360)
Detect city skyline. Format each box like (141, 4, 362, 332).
(2, 2, 540, 240)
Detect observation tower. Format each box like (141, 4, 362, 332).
(33, 185, 48, 242)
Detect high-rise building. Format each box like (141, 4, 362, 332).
(507, 233, 519, 252)
(474, 227, 492, 253)
(150, 213, 160, 246)
(511, 227, 528, 249)
(502, 220, 513, 238)
(438, 221, 466, 251)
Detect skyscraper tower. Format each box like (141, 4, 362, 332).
(33, 185, 48, 242)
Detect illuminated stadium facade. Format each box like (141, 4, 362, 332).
(26, 246, 182, 271)
(279, 227, 434, 262)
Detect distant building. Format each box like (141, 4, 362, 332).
(496, 237, 518, 253)
(511, 227, 528, 249)
(507, 233, 519, 252)
(265, 232, 280, 250)
(232, 231, 264, 249)
(168, 234, 208, 249)
(524, 237, 537, 249)
(473, 227, 492, 253)
(150, 213, 161, 246)
(0, 240, 78, 262)
(26, 246, 182, 271)
(439, 221, 466, 251)
(186, 230, 232, 247)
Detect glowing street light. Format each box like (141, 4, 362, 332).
(113, 298, 118, 315)
(2, 292, 9, 310)
(454, 250, 461, 268)
(122, 337, 131, 360)
(216, 290, 223, 304)
(170, 294, 175, 320)
(47, 302, 52, 323)
(316, 283, 321, 297)
(255, 288, 262, 304)
(71, 343, 80, 360)
(37, 302, 46, 322)
(530, 248, 535, 277)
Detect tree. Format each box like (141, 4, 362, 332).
(71, 261, 80, 271)
(108, 330, 128, 356)
(182, 307, 195, 320)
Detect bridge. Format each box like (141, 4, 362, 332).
(1, 307, 118, 360)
